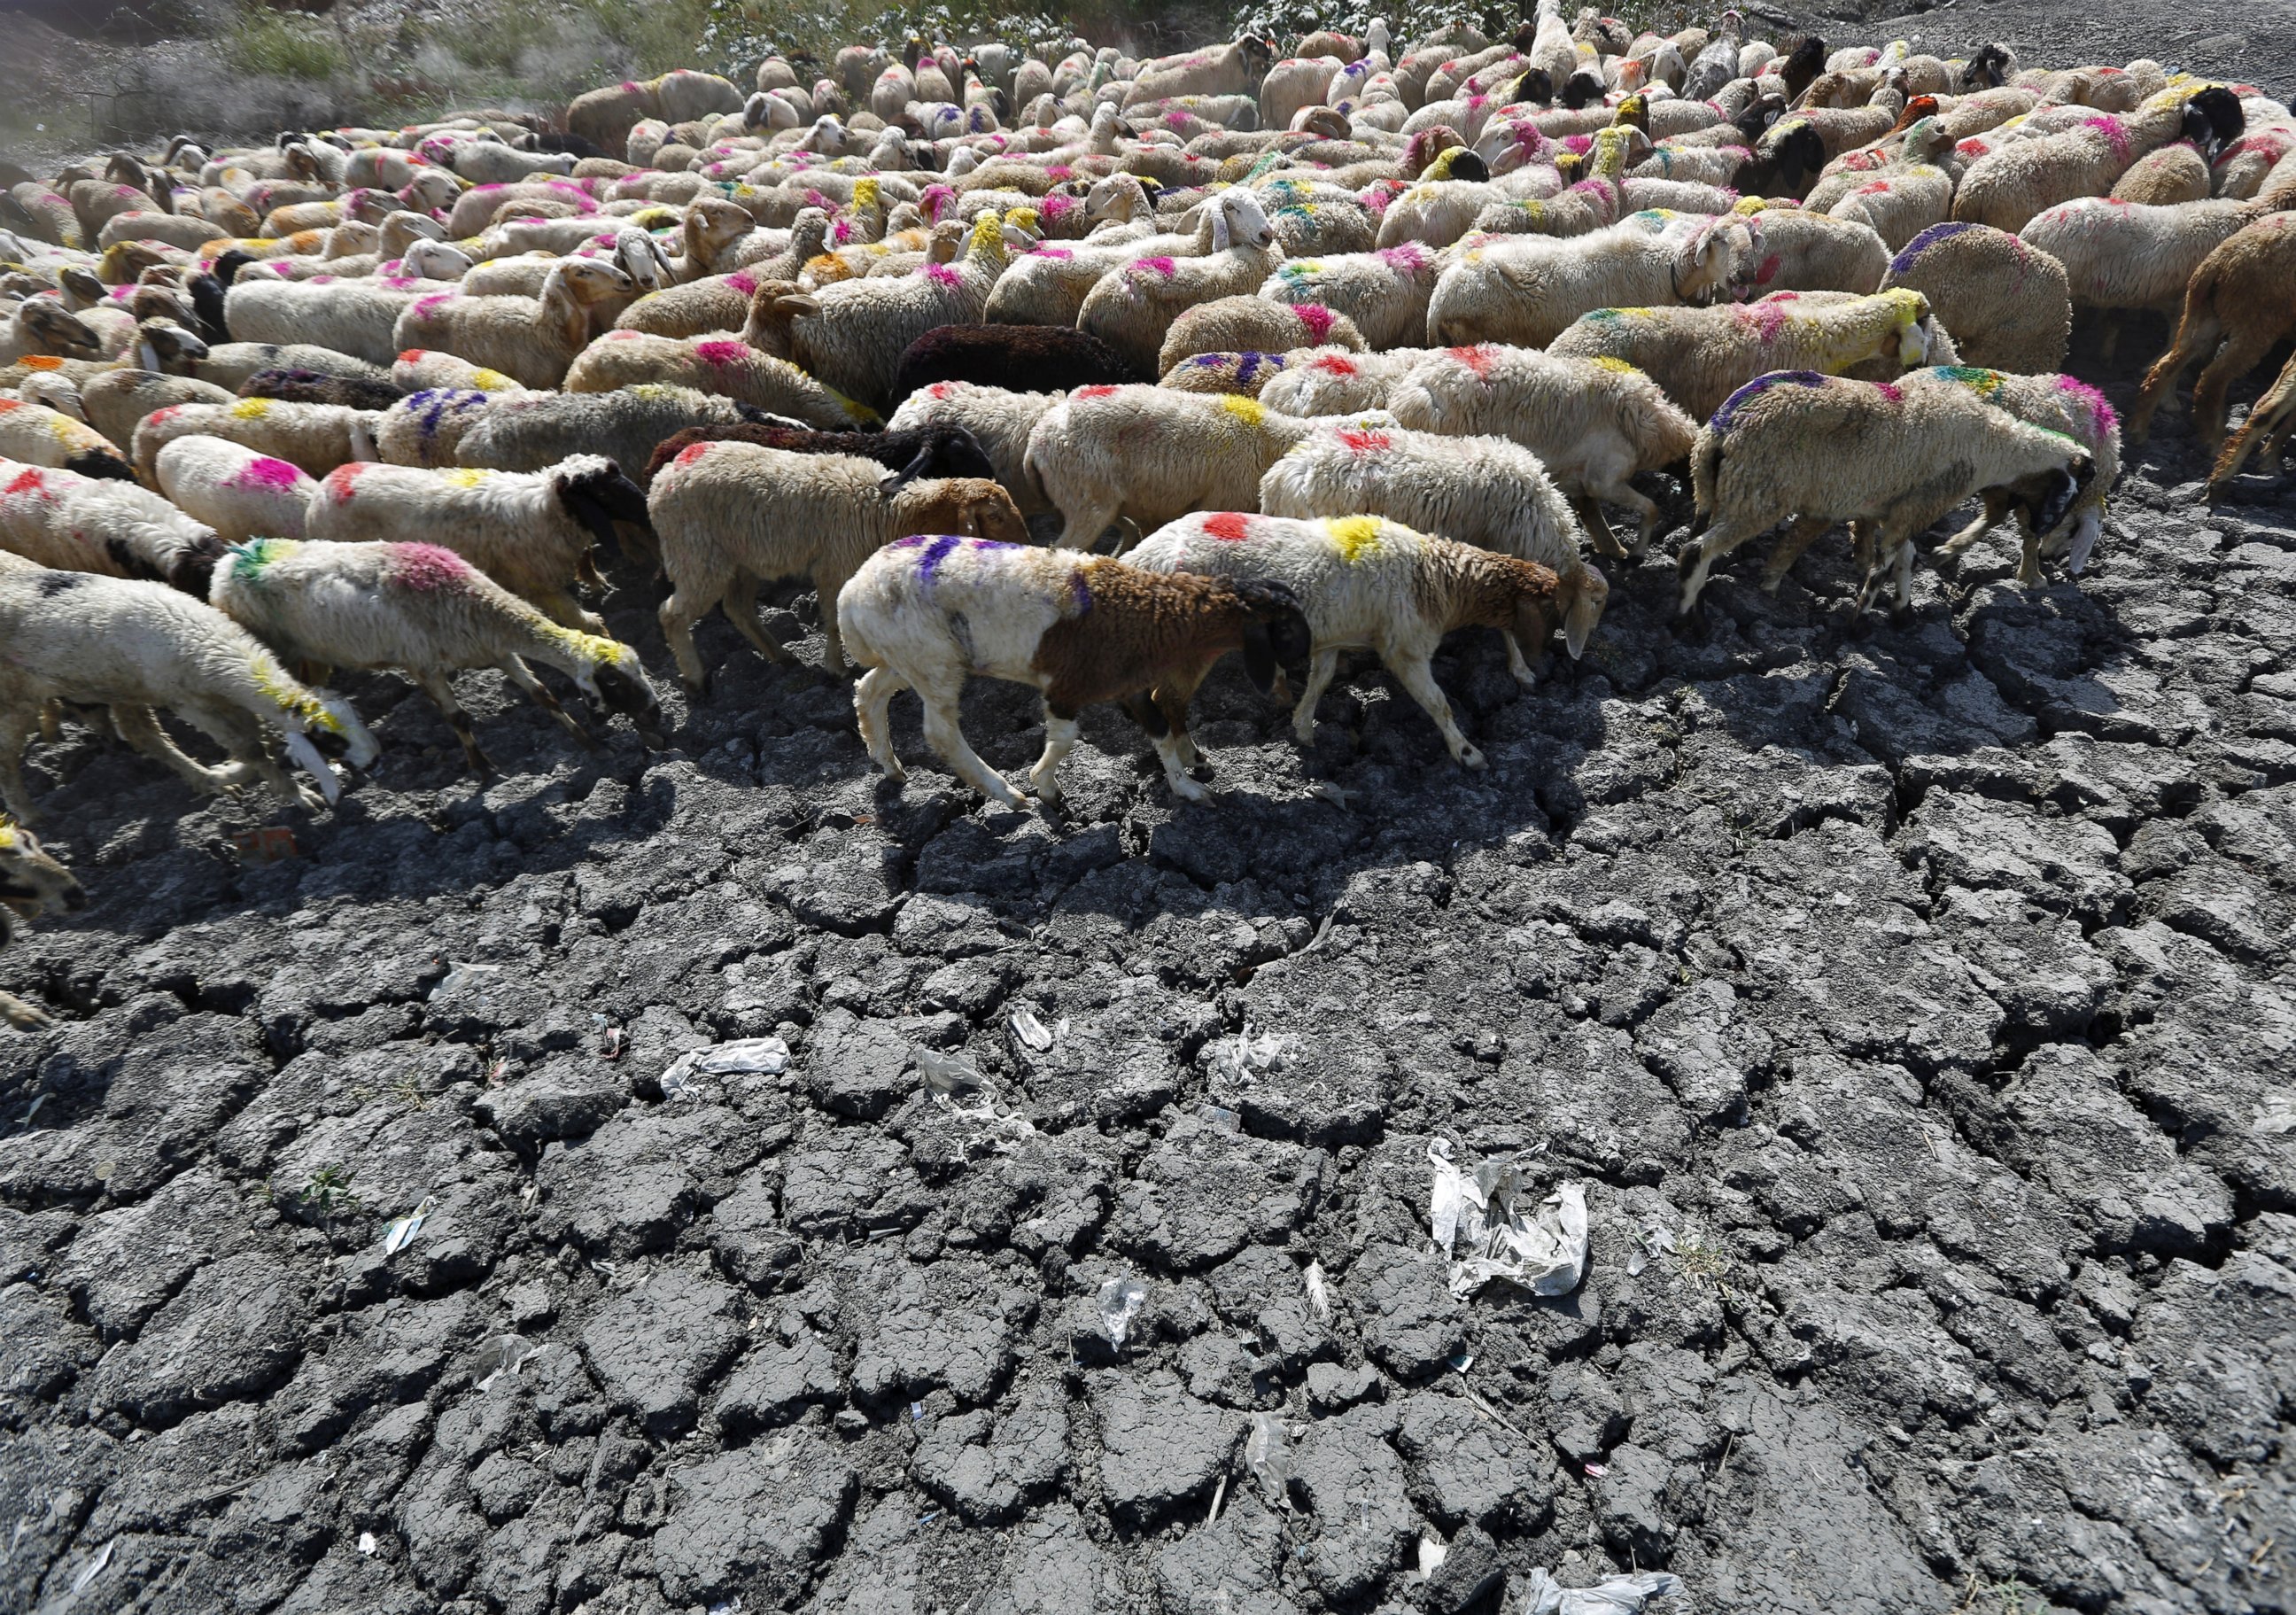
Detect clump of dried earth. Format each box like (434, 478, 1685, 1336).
(4, 7, 2296, 1615)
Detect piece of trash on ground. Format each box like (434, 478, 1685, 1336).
(1098, 1276, 1149, 1348)
(1209, 1022, 1295, 1092)
(1196, 1103, 1242, 1134)
(1427, 1138, 1589, 1298)
(477, 1336, 552, 1393)
(232, 826, 299, 864)
(1304, 1259, 1331, 1322)
(661, 1037, 791, 1099)
(930, 1064, 1037, 1152)
(70, 1540, 114, 1595)
(1245, 1411, 1292, 1504)
(1416, 1533, 1448, 1578)
(916, 1045, 981, 1098)
(1010, 1006, 1054, 1052)
(357, 1532, 377, 1556)
(1206, 1471, 1227, 1525)
(382, 1195, 437, 1256)
(432, 961, 500, 999)
(1520, 1569, 1682, 1614)
(1627, 1226, 1676, 1277)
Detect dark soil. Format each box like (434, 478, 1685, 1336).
(4, 5, 2295, 1614)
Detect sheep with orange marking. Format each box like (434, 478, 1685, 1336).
(152, 438, 317, 542)
(1129, 512, 1565, 770)
(836, 536, 1309, 808)
(1258, 417, 1609, 669)
(209, 538, 663, 776)
(647, 438, 1028, 686)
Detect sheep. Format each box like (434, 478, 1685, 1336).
(450, 384, 785, 485)
(879, 325, 1128, 408)
(197, 340, 394, 392)
(1257, 418, 1608, 665)
(1154, 297, 1364, 375)
(221, 277, 436, 369)
(374, 387, 500, 470)
(1075, 190, 1286, 375)
(389, 349, 532, 395)
(1673, 370, 2095, 614)
(0, 557, 377, 822)
(0, 815, 81, 1029)
(609, 212, 834, 338)
(2018, 189, 2285, 346)
(640, 422, 998, 491)
(741, 212, 1028, 408)
(1881, 221, 2072, 374)
(2112, 140, 2213, 204)
(1158, 348, 1312, 398)
(1129, 513, 1563, 769)
(2206, 345, 2296, 496)
(237, 366, 406, 411)
(1904, 367, 2122, 581)
(66, 368, 236, 449)
(839, 535, 1307, 807)
(1123, 39, 1278, 109)
(1424, 210, 1749, 347)
(1384, 345, 1700, 555)
(153, 437, 317, 542)
(646, 439, 1025, 683)
(0, 298, 101, 364)
(133, 398, 379, 483)
(1258, 239, 1446, 349)
(303, 455, 649, 631)
(209, 537, 663, 774)
(1021, 384, 1338, 552)
(1952, 86, 2246, 235)
(1547, 288, 1946, 423)
(389, 260, 636, 391)
(1736, 206, 1891, 294)
(882, 381, 1067, 517)
(1253, 347, 1420, 417)
(2129, 211, 2296, 447)
(563, 328, 875, 429)
(0, 397, 135, 480)
(0, 458, 227, 593)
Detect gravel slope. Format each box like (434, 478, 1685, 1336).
(4, 8, 2295, 1615)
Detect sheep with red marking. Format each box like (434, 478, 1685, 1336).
(0, 458, 228, 594)
(837, 536, 1308, 807)
(1075, 190, 1287, 376)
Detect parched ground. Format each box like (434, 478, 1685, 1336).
(4, 8, 2296, 1615)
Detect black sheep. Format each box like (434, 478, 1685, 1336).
(237, 368, 406, 411)
(888, 324, 1140, 408)
(1780, 35, 1827, 105)
(645, 423, 997, 493)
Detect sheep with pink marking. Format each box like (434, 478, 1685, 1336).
(1258, 241, 1447, 349)
(152, 437, 318, 541)
(1155, 298, 1365, 377)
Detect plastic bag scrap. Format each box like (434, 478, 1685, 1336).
(2255, 1091, 2296, 1135)
(660, 1037, 790, 1100)
(1009, 1007, 1059, 1052)
(477, 1336, 552, 1393)
(926, 1052, 1037, 1153)
(1304, 1259, 1332, 1323)
(1520, 1569, 1682, 1614)
(1208, 1022, 1296, 1091)
(1098, 1276, 1149, 1348)
(1626, 1226, 1676, 1277)
(1427, 1138, 1589, 1298)
(382, 1196, 437, 1256)
(70, 1540, 113, 1595)
(1245, 1411, 1292, 1504)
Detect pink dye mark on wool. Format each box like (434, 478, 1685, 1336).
(392, 543, 473, 593)
(923, 262, 963, 287)
(1337, 428, 1389, 455)
(2056, 375, 2117, 433)
(725, 272, 758, 295)
(312, 274, 337, 285)
(1563, 134, 1594, 154)
(1047, 165, 1074, 181)
(608, 329, 642, 340)
(1738, 299, 1790, 344)
(2086, 117, 2133, 163)
(1134, 256, 1177, 278)
(1033, 245, 1073, 259)
(1875, 382, 1904, 404)
(1293, 304, 1336, 342)
(1042, 193, 1074, 221)
(232, 457, 306, 491)
(694, 339, 749, 367)
(413, 293, 455, 319)
(1377, 242, 1429, 273)
(831, 219, 856, 245)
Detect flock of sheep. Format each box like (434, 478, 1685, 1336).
(1, 4, 2293, 970)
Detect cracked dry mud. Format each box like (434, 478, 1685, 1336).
(7, 23, 2296, 1615)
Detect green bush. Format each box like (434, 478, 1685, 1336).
(225, 8, 347, 80)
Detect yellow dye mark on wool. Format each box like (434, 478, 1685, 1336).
(852, 177, 880, 209)
(543, 622, 629, 665)
(1324, 516, 1383, 563)
(0, 819, 15, 849)
(251, 654, 342, 733)
(47, 415, 79, 440)
(1591, 356, 1642, 376)
(1220, 395, 1267, 429)
(231, 397, 273, 420)
(469, 369, 511, 390)
(442, 467, 494, 486)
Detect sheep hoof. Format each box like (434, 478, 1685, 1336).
(1456, 745, 1487, 772)
(1170, 778, 1214, 805)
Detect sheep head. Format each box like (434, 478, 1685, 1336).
(1212, 189, 1276, 252)
(1673, 217, 1749, 303)
(1558, 563, 1608, 660)
(900, 477, 1027, 543)
(19, 299, 100, 356)
(0, 818, 83, 923)
(1879, 288, 1934, 366)
(739, 281, 819, 358)
(553, 454, 653, 559)
(1222, 577, 1309, 693)
(2180, 85, 2245, 154)
(135, 316, 207, 374)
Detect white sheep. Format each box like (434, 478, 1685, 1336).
(1546, 288, 1946, 423)
(1256, 347, 1419, 415)
(152, 437, 317, 541)
(302, 455, 650, 631)
(221, 276, 437, 368)
(208, 537, 663, 775)
(1258, 416, 1609, 665)
(0, 553, 376, 822)
(562, 327, 874, 429)
(132, 397, 379, 483)
(0, 457, 226, 594)
(883, 380, 1067, 516)
(1675, 369, 2095, 614)
(1256, 240, 1445, 348)
(1076, 190, 1285, 375)
(1156, 297, 1365, 375)
(838, 536, 1309, 806)
(374, 387, 500, 470)
(1907, 367, 2123, 582)
(389, 349, 533, 395)
(1952, 85, 2242, 234)
(1880, 221, 2073, 374)
(1733, 206, 1891, 296)
(1423, 209, 1749, 347)
(389, 260, 637, 390)
(450, 384, 778, 485)
(1384, 344, 1700, 555)
(2017, 190, 2277, 332)
(1129, 513, 1568, 769)
(0, 396, 135, 479)
(646, 438, 1028, 683)
(67, 369, 237, 450)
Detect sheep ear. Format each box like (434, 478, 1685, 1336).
(1241, 619, 1277, 694)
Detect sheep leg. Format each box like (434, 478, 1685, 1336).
(721, 571, 795, 666)
(814, 570, 856, 676)
(500, 656, 593, 749)
(659, 573, 733, 693)
(1385, 649, 1485, 770)
(2129, 314, 2219, 442)
(1028, 699, 1080, 805)
(917, 679, 1023, 809)
(0, 710, 41, 825)
(1145, 664, 1217, 801)
(1675, 518, 1751, 614)
(410, 672, 493, 777)
(1933, 493, 2010, 564)
(1757, 516, 1834, 592)
(109, 704, 241, 798)
(1569, 493, 1630, 559)
(1054, 497, 1120, 553)
(1291, 648, 1341, 746)
(1503, 629, 1544, 687)
(854, 666, 908, 782)
(2191, 330, 2277, 452)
